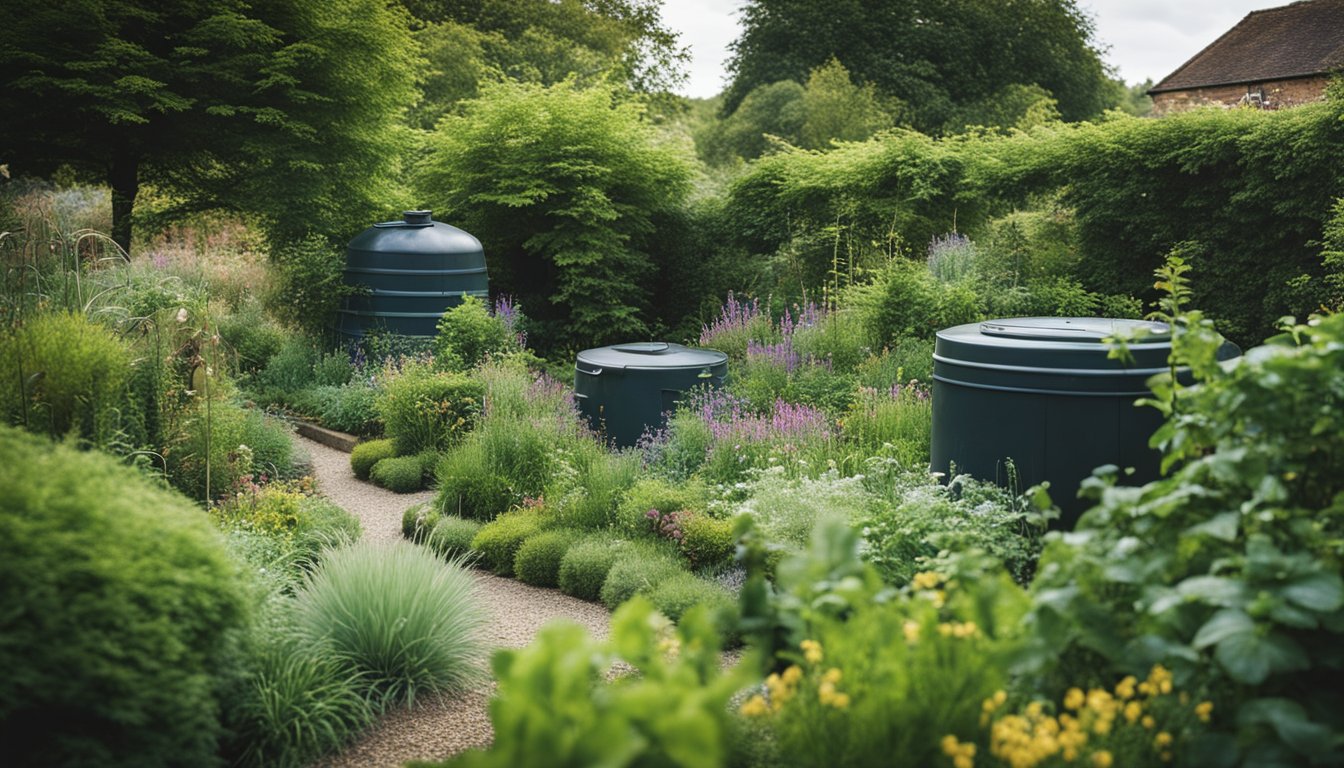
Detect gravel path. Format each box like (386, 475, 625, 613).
(297, 435, 612, 768)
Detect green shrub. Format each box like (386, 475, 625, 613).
(548, 444, 640, 530)
(370, 454, 427, 493)
(0, 310, 135, 446)
(293, 540, 484, 707)
(599, 541, 685, 610)
(377, 361, 483, 455)
(513, 529, 581, 588)
(737, 468, 872, 550)
(167, 401, 295, 502)
(434, 295, 518, 370)
(268, 234, 356, 338)
(840, 383, 932, 466)
(223, 625, 374, 768)
(471, 508, 546, 576)
(855, 339, 934, 390)
(251, 336, 320, 404)
(401, 502, 441, 543)
(350, 438, 395, 481)
(558, 533, 634, 602)
(679, 513, 737, 570)
(0, 425, 248, 766)
(615, 476, 709, 538)
(219, 301, 287, 376)
(428, 516, 483, 561)
(646, 571, 737, 637)
(318, 380, 382, 436)
(436, 415, 558, 520)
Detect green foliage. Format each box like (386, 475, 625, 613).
(416, 79, 693, 350)
(401, 502, 441, 543)
(678, 513, 738, 570)
(1025, 307, 1344, 765)
(736, 468, 872, 550)
(219, 301, 287, 375)
(376, 361, 484, 455)
(646, 572, 737, 631)
(599, 541, 685, 610)
(429, 599, 750, 768)
(0, 311, 135, 446)
(293, 540, 484, 708)
(695, 80, 805, 165)
(736, 518, 1031, 767)
(167, 401, 295, 502)
(313, 380, 382, 437)
(223, 626, 374, 768)
(722, 0, 1111, 133)
(864, 258, 981, 345)
(351, 438, 396, 481)
(0, 0, 420, 250)
(859, 460, 1046, 586)
(798, 58, 894, 149)
(546, 443, 641, 530)
(435, 414, 560, 520)
(557, 533, 635, 602)
(370, 454, 430, 493)
(471, 508, 546, 576)
(433, 295, 519, 371)
(839, 383, 931, 468)
(0, 425, 248, 766)
(616, 476, 710, 538)
(427, 516, 484, 561)
(513, 529, 582, 588)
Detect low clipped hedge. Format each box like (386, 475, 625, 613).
(513, 529, 581, 588)
(598, 542, 685, 610)
(371, 455, 427, 493)
(558, 534, 633, 602)
(678, 513, 737, 570)
(351, 438, 396, 481)
(0, 425, 249, 766)
(470, 509, 545, 576)
(647, 572, 739, 641)
(428, 516, 483, 561)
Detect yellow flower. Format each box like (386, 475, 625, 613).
(739, 694, 769, 718)
(1195, 701, 1214, 723)
(1092, 750, 1114, 768)
(782, 665, 803, 685)
(1142, 715, 1156, 730)
(903, 620, 921, 643)
(822, 667, 843, 685)
(801, 639, 823, 665)
(994, 690, 1008, 707)
(1124, 701, 1143, 724)
(1154, 731, 1173, 749)
(1114, 676, 1137, 700)
(1063, 688, 1085, 711)
(912, 571, 943, 590)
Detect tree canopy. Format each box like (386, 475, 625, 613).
(721, 0, 1112, 134)
(0, 0, 420, 251)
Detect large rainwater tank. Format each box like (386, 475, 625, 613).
(574, 342, 728, 448)
(930, 317, 1237, 527)
(335, 210, 488, 338)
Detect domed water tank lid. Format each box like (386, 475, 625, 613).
(577, 342, 728, 371)
(979, 317, 1169, 343)
(349, 210, 482, 256)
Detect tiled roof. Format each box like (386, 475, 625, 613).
(1149, 0, 1344, 93)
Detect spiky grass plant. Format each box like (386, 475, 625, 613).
(293, 540, 485, 707)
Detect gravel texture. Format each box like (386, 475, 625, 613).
(298, 435, 613, 768)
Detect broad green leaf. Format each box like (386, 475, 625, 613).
(1237, 698, 1335, 758)
(1186, 511, 1239, 541)
(1214, 630, 1308, 685)
(1177, 575, 1250, 607)
(1193, 608, 1254, 649)
(1281, 572, 1344, 613)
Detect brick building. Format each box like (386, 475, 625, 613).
(1148, 0, 1344, 116)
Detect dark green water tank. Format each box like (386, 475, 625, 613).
(335, 210, 488, 338)
(574, 342, 728, 448)
(930, 317, 1235, 527)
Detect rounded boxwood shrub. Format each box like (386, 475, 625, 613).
(428, 516, 483, 561)
(370, 454, 426, 493)
(647, 571, 738, 639)
(598, 542, 685, 610)
(557, 533, 633, 602)
(351, 438, 396, 481)
(293, 540, 485, 707)
(678, 513, 737, 570)
(0, 425, 249, 766)
(513, 529, 581, 588)
(470, 508, 545, 576)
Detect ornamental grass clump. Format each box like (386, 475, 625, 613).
(292, 540, 485, 707)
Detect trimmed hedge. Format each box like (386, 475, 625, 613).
(558, 533, 633, 602)
(428, 516, 483, 561)
(470, 509, 545, 576)
(598, 542, 685, 610)
(513, 529, 581, 588)
(351, 438, 396, 481)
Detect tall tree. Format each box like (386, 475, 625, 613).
(722, 0, 1110, 134)
(0, 0, 419, 252)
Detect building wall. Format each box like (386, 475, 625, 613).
(1150, 75, 1331, 116)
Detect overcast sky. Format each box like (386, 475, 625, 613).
(661, 0, 1276, 99)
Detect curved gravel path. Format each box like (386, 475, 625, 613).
(298, 435, 612, 768)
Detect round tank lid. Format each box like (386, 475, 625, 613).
(577, 342, 728, 370)
(979, 317, 1169, 343)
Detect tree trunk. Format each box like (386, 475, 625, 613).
(109, 153, 139, 258)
